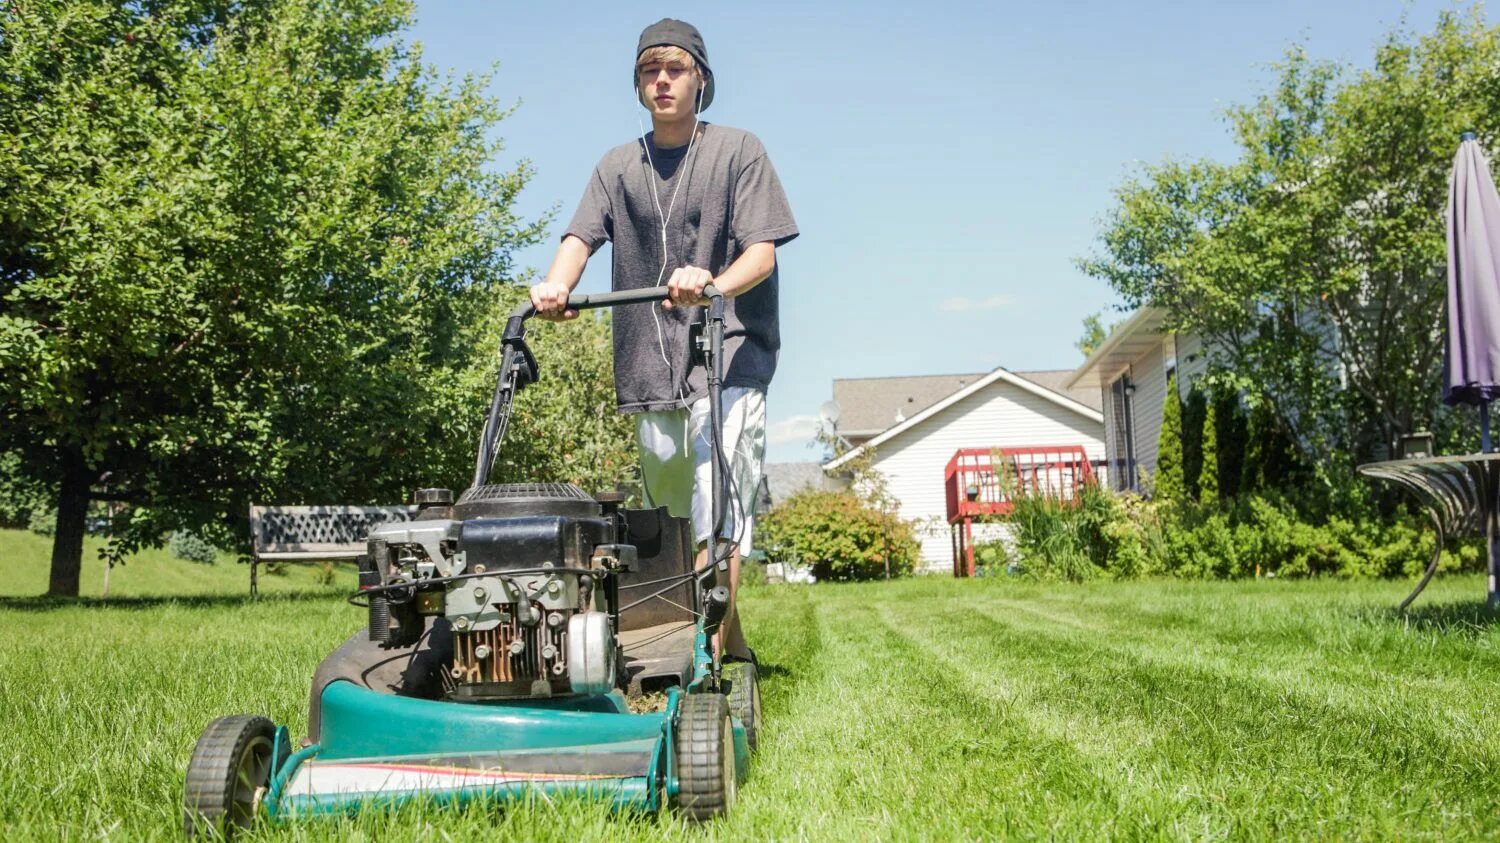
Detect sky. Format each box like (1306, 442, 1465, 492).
(406, 0, 1469, 464)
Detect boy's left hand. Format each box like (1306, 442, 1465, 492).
(664, 266, 714, 309)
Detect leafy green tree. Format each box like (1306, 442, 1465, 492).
(1076, 312, 1109, 358)
(1080, 12, 1499, 488)
(0, 0, 607, 596)
(500, 305, 638, 496)
(1155, 373, 1186, 504)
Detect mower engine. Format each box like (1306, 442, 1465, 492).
(360, 484, 635, 701)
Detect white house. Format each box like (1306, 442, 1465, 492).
(1063, 307, 1210, 493)
(821, 368, 1105, 572)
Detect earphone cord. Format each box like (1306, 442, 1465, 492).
(639, 81, 704, 411)
(638, 79, 749, 558)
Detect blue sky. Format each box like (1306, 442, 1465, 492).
(408, 0, 1466, 463)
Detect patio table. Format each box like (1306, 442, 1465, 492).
(1358, 453, 1500, 609)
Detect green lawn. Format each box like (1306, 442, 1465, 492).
(2, 527, 1498, 840)
(0, 528, 345, 598)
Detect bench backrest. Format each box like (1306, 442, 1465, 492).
(248, 505, 415, 560)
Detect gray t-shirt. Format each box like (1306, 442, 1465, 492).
(564, 124, 799, 413)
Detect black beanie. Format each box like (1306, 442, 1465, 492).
(635, 18, 714, 112)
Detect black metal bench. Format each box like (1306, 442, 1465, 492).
(246, 505, 415, 596)
(1356, 454, 1500, 609)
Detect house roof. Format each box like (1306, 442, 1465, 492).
(761, 462, 833, 504)
(832, 369, 1100, 437)
(1064, 306, 1168, 390)
(824, 367, 1105, 472)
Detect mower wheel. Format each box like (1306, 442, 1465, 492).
(673, 693, 736, 821)
(183, 715, 276, 839)
(725, 661, 762, 752)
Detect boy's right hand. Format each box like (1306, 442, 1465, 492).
(529, 279, 578, 321)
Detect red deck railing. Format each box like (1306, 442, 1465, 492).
(944, 446, 1097, 576)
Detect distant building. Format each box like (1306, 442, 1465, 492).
(822, 367, 1105, 572)
(1063, 307, 1210, 494)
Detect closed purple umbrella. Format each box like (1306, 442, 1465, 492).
(1444, 132, 1500, 450)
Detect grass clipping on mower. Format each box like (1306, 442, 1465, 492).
(626, 691, 669, 714)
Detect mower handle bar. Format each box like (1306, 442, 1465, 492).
(507, 284, 722, 326)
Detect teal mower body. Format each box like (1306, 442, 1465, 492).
(184, 287, 761, 836)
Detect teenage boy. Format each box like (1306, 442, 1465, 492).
(529, 19, 797, 661)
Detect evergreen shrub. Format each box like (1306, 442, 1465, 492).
(169, 530, 219, 564)
(973, 492, 1474, 582)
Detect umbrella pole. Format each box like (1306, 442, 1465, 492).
(1484, 402, 1493, 453)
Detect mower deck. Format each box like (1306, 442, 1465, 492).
(269, 682, 677, 816)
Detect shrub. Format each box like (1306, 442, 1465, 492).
(972, 538, 1018, 576)
(1182, 386, 1206, 500)
(738, 558, 768, 588)
(1151, 495, 1478, 580)
(973, 487, 1476, 583)
(27, 507, 56, 537)
(759, 489, 919, 581)
(169, 530, 219, 564)
(1156, 373, 1186, 504)
(979, 482, 1140, 582)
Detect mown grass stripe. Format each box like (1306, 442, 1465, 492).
(962, 586, 1500, 738)
(918, 603, 1498, 839)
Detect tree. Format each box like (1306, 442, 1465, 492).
(1080, 12, 1500, 489)
(1076, 312, 1110, 358)
(1155, 373, 1185, 504)
(1182, 386, 1207, 500)
(1198, 389, 1220, 506)
(0, 0, 590, 595)
(1241, 398, 1301, 496)
(1214, 388, 1247, 500)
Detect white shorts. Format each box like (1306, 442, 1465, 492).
(635, 387, 766, 553)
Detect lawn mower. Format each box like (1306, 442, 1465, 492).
(183, 285, 760, 836)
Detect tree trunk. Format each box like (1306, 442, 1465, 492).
(47, 448, 91, 597)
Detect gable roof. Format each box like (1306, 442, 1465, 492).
(824, 367, 1105, 472)
(832, 370, 1100, 437)
(1012, 370, 1103, 411)
(833, 373, 986, 436)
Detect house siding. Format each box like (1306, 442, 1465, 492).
(1175, 333, 1211, 387)
(1101, 378, 1131, 491)
(1129, 340, 1170, 482)
(1093, 333, 1221, 495)
(862, 380, 1105, 571)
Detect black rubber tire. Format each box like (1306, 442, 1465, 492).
(724, 661, 762, 752)
(183, 715, 277, 839)
(673, 693, 736, 822)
